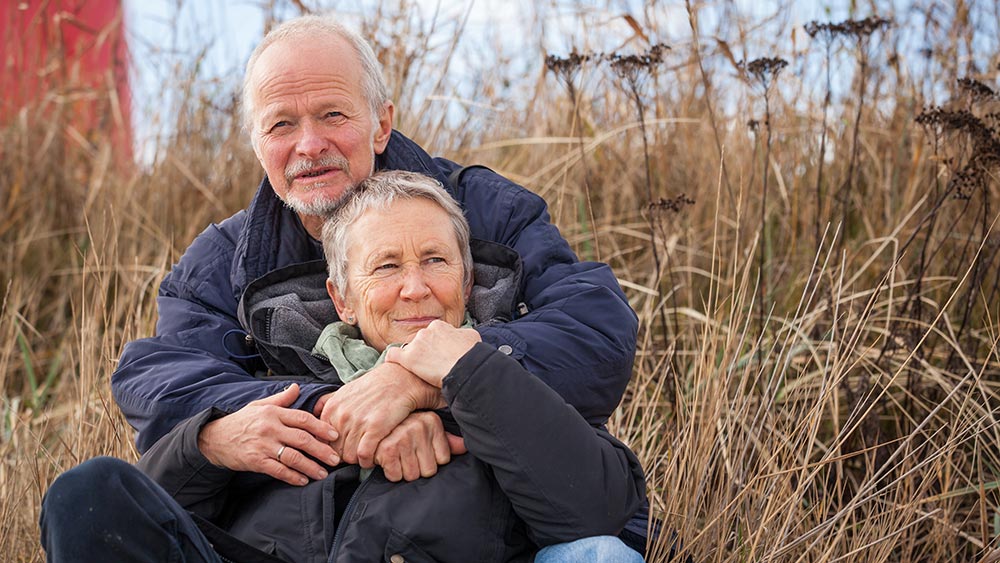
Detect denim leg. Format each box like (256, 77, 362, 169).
(535, 536, 646, 563)
(40, 456, 221, 563)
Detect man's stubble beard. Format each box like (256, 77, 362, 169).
(280, 151, 376, 217)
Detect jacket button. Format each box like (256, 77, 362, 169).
(390, 555, 405, 563)
(498, 344, 513, 355)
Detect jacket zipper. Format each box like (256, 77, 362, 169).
(327, 475, 374, 563)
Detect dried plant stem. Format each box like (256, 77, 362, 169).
(569, 83, 602, 261)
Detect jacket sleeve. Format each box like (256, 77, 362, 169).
(135, 407, 236, 521)
(445, 163, 638, 425)
(442, 342, 646, 546)
(112, 221, 335, 453)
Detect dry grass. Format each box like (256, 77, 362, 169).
(3, 2, 999, 561)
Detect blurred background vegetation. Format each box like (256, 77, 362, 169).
(2, 0, 999, 560)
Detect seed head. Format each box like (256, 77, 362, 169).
(649, 194, 696, 214)
(958, 78, 997, 103)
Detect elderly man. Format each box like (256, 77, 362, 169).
(105, 13, 646, 557)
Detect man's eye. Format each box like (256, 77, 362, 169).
(425, 257, 446, 264)
(375, 263, 398, 271)
(269, 121, 291, 132)
(325, 111, 343, 119)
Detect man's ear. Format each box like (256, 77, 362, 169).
(251, 131, 264, 165)
(372, 101, 395, 155)
(327, 279, 355, 323)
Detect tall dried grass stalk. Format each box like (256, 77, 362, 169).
(2, 2, 999, 561)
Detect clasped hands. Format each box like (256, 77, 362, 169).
(198, 321, 481, 486)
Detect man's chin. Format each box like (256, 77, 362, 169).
(282, 191, 348, 216)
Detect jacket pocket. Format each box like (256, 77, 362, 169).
(383, 529, 438, 563)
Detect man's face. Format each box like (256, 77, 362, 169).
(249, 35, 393, 216)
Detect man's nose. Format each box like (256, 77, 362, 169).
(399, 267, 431, 300)
(295, 121, 329, 159)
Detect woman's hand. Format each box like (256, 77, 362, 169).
(385, 320, 481, 387)
(373, 411, 467, 482)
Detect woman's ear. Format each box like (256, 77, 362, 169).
(327, 279, 355, 324)
(463, 278, 473, 301)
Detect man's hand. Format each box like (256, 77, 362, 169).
(373, 411, 467, 482)
(385, 320, 482, 387)
(314, 362, 445, 468)
(198, 384, 340, 486)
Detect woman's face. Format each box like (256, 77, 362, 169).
(328, 197, 470, 352)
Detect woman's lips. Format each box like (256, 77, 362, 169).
(393, 316, 439, 326)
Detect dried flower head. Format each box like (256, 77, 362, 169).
(916, 105, 1000, 198)
(606, 43, 670, 82)
(804, 16, 891, 40)
(843, 16, 892, 37)
(743, 57, 788, 82)
(545, 50, 597, 76)
(958, 78, 997, 103)
(649, 194, 696, 214)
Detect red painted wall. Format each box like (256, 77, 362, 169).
(1, 0, 131, 158)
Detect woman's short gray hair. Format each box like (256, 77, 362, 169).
(242, 15, 389, 134)
(321, 171, 473, 295)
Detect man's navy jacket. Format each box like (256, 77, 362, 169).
(112, 130, 638, 453)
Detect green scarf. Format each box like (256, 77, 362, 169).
(311, 314, 474, 482)
(311, 313, 475, 384)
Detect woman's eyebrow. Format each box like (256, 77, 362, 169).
(363, 249, 400, 264)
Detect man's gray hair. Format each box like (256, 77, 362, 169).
(242, 15, 389, 134)
(321, 170, 474, 295)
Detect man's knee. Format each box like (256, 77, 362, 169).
(41, 457, 140, 537)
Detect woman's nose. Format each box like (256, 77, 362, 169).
(399, 267, 431, 300)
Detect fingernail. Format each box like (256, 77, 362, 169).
(329, 455, 340, 465)
(317, 469, 328, 479)
(329, 430, 339, 440)
(298, 477, 308, 485)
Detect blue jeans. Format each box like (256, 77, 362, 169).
(40, 457, 221, 563)
(536, 535, 646, 563)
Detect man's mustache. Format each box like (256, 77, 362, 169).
(285, 155, 351, 187)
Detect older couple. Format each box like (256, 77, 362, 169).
(42, 171, 644, 562)
(41, 13, 649, 563)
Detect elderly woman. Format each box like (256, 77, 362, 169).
(40, 171, 645, 563)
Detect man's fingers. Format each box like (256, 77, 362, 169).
(356, 433, 379, 469)
(419, 436, 443, 478)
(380, 454, 402, 482)
(446, 433, 467, 455)
(277, 408, 339, 443)
(259, 458, 310, 487)
(401, 449, 422, 482)
(275, 446, 329, 482)
(253, 383, 301, 407)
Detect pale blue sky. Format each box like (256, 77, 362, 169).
(121, 1, 999, 159)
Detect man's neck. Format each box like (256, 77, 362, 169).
(299, 213, 325, 241)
